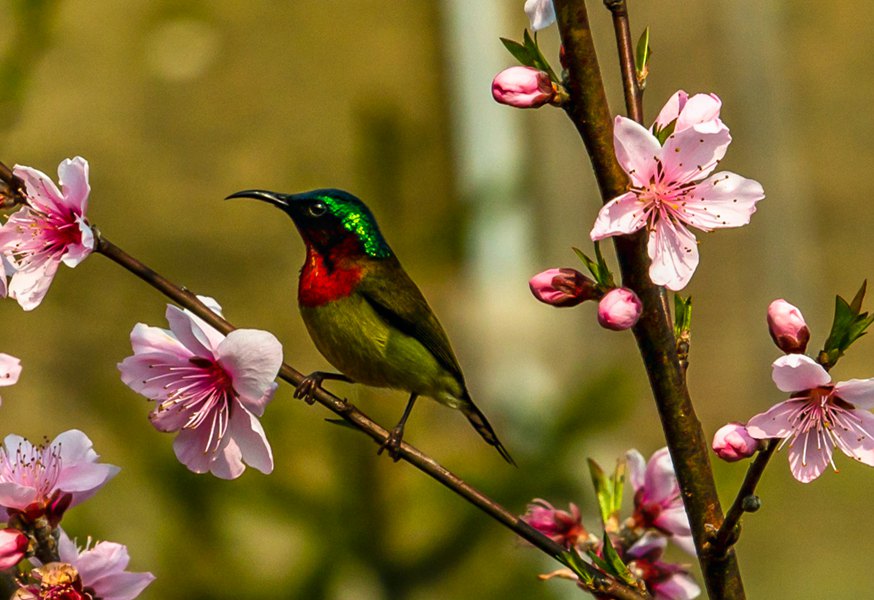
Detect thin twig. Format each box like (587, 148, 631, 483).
(603, 0, 643, 123)
(551, 1, 745, 597)
(709, 439, 778, 557)
(93, 232, 649, 600)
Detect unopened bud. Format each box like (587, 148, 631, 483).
(0, 528, 28, 569)
(492, 67, 556, 109)
(712, 422, 762, 462)
(597, 288, 642, 330)
(767, 299, 810, 354)
(529, 268, 598, 307)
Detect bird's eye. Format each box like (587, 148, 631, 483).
(307, 202, 327, 217)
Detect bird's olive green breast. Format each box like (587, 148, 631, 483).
(299, 294, 464, 407)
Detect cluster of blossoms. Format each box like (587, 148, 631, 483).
(712, 299, 874, 483)
(522, 448, 699, 600)
(0, 430, 153, 599)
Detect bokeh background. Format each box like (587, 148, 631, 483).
(0, 0, 871, 598)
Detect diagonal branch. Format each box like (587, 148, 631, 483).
(91, 230, 649, 600)
(551, 1, 745, 597)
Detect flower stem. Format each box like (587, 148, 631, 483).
(92, 230, 648, 600)
(710, 439, 778, 557)
(603, 0, 644, 124)
(552, 1, 745, 597)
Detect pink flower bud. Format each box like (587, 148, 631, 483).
(492, 67, 555, 109)
(529, 268, 598, 307)
(522, 499, 585, 548)
(0, 528, 27, 569)
(767, 299, 810, 354)
(597, 288, 642, 330)
(712, 422, 761, 462)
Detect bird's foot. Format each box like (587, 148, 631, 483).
(377, 427, 405, 462)
(294, 371, 354, 405)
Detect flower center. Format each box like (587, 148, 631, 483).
(0, 440, 62, 502)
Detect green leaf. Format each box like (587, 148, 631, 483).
(585, 547, 613, 575)
(654, 119, 675, 145)
(635, 27, 651, 74)
(561, 548, 595, 586)
(523, 29, 559, 82)
(600, 531, 638, 586)
(611, 458, 625, 517)
(588, 458, 612, 526)
(500, 37, 536, 68)
(572, 245, 615, 288)
(821, 281, 874, 368)
(673, 294, 693, 338)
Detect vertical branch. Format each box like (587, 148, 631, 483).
(604, 0, 643, 123)
(551, 1, 745, 598)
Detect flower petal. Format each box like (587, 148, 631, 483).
(590, 192, 648, 241)
(523, 0, 556, 31)
(228, 403, 274, 475)
(787, 428, 832, 483)
(613, 116, 662, 187)
(0, 354, 22, 387)
(647, 219, 699, 291)
(652, 90, 688, 133)
(678, 172, 765, 232)
(661, 125, 732, 184)
(57, 156, 90, 215)
(644, 447, 679, 505)
(746, 399, 806, 439)
(675, 93, 724, 134)
(165, 305, 218, 357)
(8, 259, 60, 311)
(625, 449, 646, 491)
(654, 572, 702, 600)
(60, 216, 95, 267)
(654, 505, 692, 538)
(172, 427, 215, 475)
(128, 323, 189, 357)
(834, 378, 874, 409)
(771, 354, 830, 393)
(13, 164, 65, 215)
(831, 407, 874, 467)
(217, 329, 283, 413)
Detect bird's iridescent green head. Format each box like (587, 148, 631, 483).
(227, 188, 392, 259)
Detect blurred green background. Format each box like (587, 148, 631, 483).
(1, 0, 872, 598)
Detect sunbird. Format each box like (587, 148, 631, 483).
(227, 188, 514, 464)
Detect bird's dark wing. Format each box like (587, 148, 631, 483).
(357, 258, 465, 383)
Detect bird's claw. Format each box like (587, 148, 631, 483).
(377, 427, 405, 462)
(294, 374, 324, 405)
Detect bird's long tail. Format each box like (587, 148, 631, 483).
(460, 398, 516, 466)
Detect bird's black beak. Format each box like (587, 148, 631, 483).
(225, 189, 291, 208)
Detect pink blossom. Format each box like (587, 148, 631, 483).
(15, 530, 153, 600)
(597, 288, 643, 330)
(0, 528, 27, 569)
(626, 448, 694, 554)
(0, 157, 93, 310)
(528, 268, 597, 307)
(767, 299, 810, 354)
(0, 353, 22, 405)
(590, 91, 765, 290)
(626, 533, 700, 600)
(712, 422, 761, 462)
(118, 299, 283, 479)
(0, 430, 118, 522)
(746, 354, 874, 483)
(521, 499, 585, 548)
(524, 0, 555, 31)
(492, 67, 555, 109)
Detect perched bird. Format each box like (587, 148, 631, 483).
(227, 188, 514, 464)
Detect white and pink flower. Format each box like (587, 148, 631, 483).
(0, 353, 22, 405)
(626, 448, 694, 554)
(746, 353, 874, 483)
(523, 0, 556, 31)
(0, 157, 94, 310)
(590, 91, 765, 290)
(0, 528, 27, 570)
(0, 430, 118, 522)
(626, 533, 701, 600)
(118, 299, 283, 479)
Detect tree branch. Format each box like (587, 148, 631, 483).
(551, 1, 745, 597)
(603, 0, 643, 123)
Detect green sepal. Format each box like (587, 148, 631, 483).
(523, 29, 559, 82)
(573, 243, 615, 288)
(560, 548, 596, 586)
(600, 530, 639, 587)
(654, 119, 675, 145)
(673, 294, 693, 338)
(587, 458, 625, 529)
(820, 281, 874, 369)
(634, 27, 651, 90)
(501, 30, 559, 82)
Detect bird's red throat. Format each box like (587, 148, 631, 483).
(298, 236, 365, 307)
